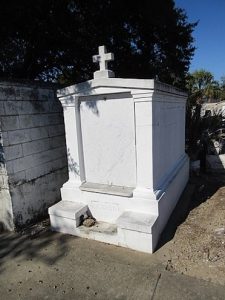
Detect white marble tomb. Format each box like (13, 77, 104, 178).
(48, 45, 189, 253)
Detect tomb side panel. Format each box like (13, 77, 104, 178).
(134, 99, 154, 189)
(152, 92, 186, 190)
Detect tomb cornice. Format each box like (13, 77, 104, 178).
(151, 91, 188, 103)
(57, 78, 187, 103)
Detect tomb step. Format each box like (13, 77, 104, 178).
(116, 210, 159, 253)
(48, 201, 119, 245)
(48, 201, 88, 228)
(116, 210, 158, 234)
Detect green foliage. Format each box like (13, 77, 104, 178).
(186, 69, 221, 104)
(185, 70, 224, 155)
(220, 76, 225, 100)
(0, 0, 196, 86)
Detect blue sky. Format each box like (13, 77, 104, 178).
(175, 0, 225, 81)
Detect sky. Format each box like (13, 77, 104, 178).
(175, 0, 225, 82)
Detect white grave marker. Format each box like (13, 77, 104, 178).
(48, 45, 189, 253)
(92, 45, 115, 79)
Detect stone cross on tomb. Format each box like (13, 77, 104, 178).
(92, 45, 115, 79)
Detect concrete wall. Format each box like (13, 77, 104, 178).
(0, 82, 68, 230)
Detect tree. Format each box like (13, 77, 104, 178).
(186, 70, 221, 105)
(0, 0, 196, 86)
(220, 76, 225, 100)
(186, 70, 222, 156)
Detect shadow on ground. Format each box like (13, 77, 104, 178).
(0, 224, 74, 275)
(157, 171, 225, 250)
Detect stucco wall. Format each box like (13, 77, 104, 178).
(0, 82, 68, 230)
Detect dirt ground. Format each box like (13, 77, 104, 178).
(156, 172, 225, 286)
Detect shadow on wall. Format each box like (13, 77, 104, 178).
(59, 81, 100, 116)
(67, 148, 79, 175)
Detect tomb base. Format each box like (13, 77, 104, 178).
(49, 155, 189, 253)
(48, 200, 157, 253)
